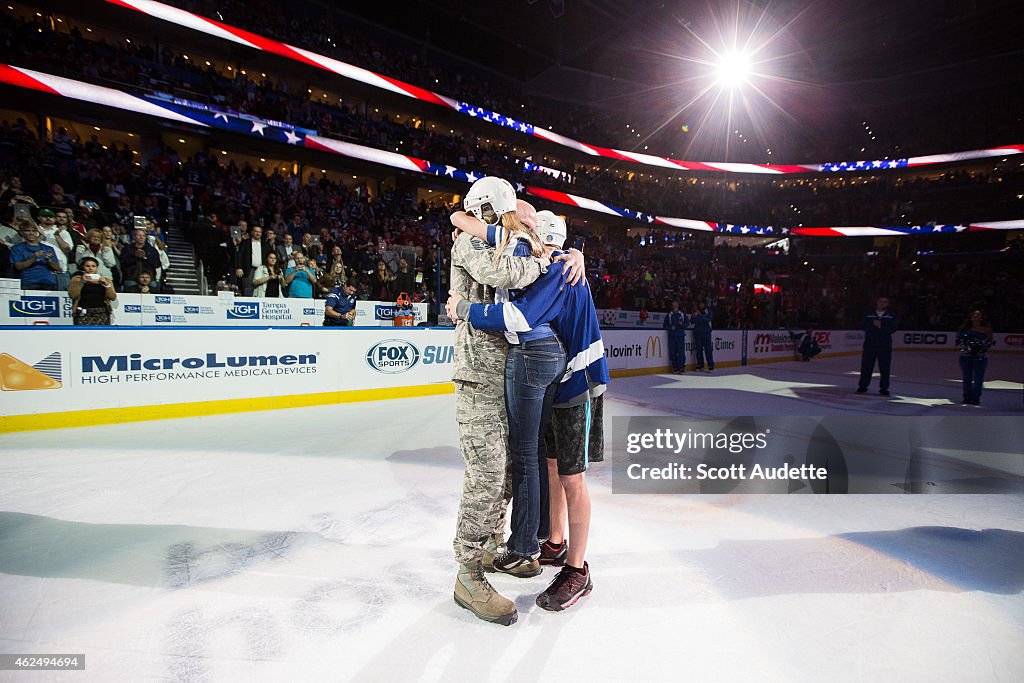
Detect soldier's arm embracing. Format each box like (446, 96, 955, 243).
(452, 233, 546, 290)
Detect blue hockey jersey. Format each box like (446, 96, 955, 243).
(468, 250, 609, 406)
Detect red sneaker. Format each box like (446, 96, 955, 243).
(536, 562, 592, 612)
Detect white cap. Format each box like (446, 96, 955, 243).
(535, 210, 566, 248)
(464, 176, 517, 221)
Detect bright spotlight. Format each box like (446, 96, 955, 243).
(714, 52, 752, 88)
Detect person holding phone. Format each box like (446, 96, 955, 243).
(284, 250, 316, 298)
(69, 256, 117, 325)
(253, 252, 284, 298)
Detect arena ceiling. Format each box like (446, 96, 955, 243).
(333, 0, 1022, 154)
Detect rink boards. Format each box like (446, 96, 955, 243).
(1, 326, 1020, 432)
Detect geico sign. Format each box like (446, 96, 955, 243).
(645, 335, 662, 358)
(902, 333, 948, 345)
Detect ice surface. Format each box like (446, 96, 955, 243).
(1, 352, 1022, 681)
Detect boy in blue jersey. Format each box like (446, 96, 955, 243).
(448, 210, 607, 611)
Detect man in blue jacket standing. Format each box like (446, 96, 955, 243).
(663, 300, 688, 374)
(856, 296, 898, 396)
(692, 300, 714, 372)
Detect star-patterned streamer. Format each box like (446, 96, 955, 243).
(2, 64, 1019, 238)
(105, 0, 1024, 176)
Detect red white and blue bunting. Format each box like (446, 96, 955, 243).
(1, 65, 1020, 238)
(105, 0, 1024, 176)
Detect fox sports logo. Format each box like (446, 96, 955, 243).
(366, 339, 420, 374)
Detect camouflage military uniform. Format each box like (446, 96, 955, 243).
(451, 232, 546, 565)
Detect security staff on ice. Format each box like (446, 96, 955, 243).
(856, 296, 897, 395)
(663, 301, 688, 374)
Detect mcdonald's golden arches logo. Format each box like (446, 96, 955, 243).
(645, 335, 663, 359)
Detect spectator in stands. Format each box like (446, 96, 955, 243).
(126, 269, 161, 294)
(113, 196, 134, 233)
(35, 208, 73, 289)
(36, 209, 72, 268)
(287, 213, 307, 238)
(0, 212, 21, 250)
(234, 224, 269, 296)
(253, 251, 284, 298)
(2, 176, 37, 209)
(264, 228, 279, 255)
(956, 308, 994, 405)
(74, 228, 117, 279)
(177, 185, 201, 228)
(10, 220, 61, 290)
(276, 232, 298, 269)
(300, 232, 320, 261)
(144, 217, 167, 249)
(328, 245, 345, 269)
(55, 208, 86, 245)
(312, 255, 329, 297)
(284, 249, 316, 298)
(318, 259, 347, 294)
(323, 281, 358, 326)
(393, 257, 416, 297)
(856, 296, 898, 396)
(69, 256, 116, 325)
(369, 259, 396, 301)
(101, 225, 121, 259)
(49, 183, 74, 210)
(120, 227, 161, 289)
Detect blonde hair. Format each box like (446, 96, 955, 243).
(492, 212, 545, 265)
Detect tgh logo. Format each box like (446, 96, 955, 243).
(227, 302, 260, 319)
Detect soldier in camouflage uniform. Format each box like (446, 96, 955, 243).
(450, 220, 547, 626)
(449, 178, 585, 626)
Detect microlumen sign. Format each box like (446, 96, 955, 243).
(81, 353, 317, 372)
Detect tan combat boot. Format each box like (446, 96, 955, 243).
(454, 561, 518, 626)
(481, 533, 505, 572)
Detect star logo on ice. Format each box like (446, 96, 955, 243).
(885, 395, 956, 407)
(651, 373, 833, 399)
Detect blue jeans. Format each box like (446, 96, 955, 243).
(959, 355, 987, 402)
(505, 335, 566, 558)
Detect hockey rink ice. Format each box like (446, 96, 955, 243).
(1, 351, 1022, 681)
